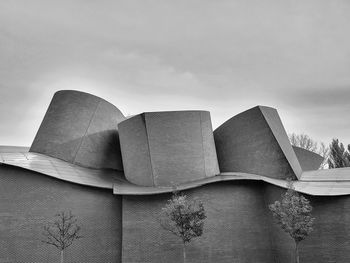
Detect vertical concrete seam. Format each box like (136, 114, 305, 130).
(260, 107, 299, 180)
(72, 100, 101, 164)
(143, 114, 156, 187)
(199, 112, 207, 177)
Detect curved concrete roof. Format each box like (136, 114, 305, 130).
(0, 146, 29, 152)
(0, 150, 125, 189)
(30, 90, 126, 170)
(118, 111, 219, 187)
(113, 172, 350, 196)
(300, 167, 350, 181)
(2, 146, 350, 196)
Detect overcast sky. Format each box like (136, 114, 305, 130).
(1, 0, 350, 147)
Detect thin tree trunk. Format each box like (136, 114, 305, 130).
(183, 242, 186, 263)
(295, 242, 299, 263)
(60, 250, 64, 263)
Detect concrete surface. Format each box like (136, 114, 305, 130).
(0, 151, 125, 189)
(293, 146, 323, 171)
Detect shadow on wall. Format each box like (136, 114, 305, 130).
(30, 90, 126, 170)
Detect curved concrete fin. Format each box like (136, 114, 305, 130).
(118, 114, 155, 186)
(259, 106, 302, 179)
(214, 106, 299, 180)
(292, 146, 323, 171)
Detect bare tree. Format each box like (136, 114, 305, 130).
(269, 181, 315, 263)
(159, 192, 206, 263)
(289, 133, 318, 152)
(42, 211, 82, 263)
(289, 133, 329, 169)
(318, 142, 330, 169)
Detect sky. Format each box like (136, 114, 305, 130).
(0, 0, 350, 147)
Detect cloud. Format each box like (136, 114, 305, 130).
(0, 0, 350, 145)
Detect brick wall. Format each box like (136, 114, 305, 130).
(0, 164, 122, 263)
(122, 181, 273, 263)
(123, 181, 350, 263)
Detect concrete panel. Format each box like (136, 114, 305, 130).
(74, 100, 125, 169)
(301, 167, 350, 181)
(118, 111, 219, 187)
(261, 107, 303, 178)
(0, 165, 122, 263)
(214, 106, 298, 180)
(293, 146, 323, 171)
(113, 171, 350, 196)
(30, 90, 125, 170)
(118, 114, 155, 186)
(0, 146, 29, 152)
(200, 111, 220, 177)
(122, 181, 273, 263)
(146, 111, 206, 186)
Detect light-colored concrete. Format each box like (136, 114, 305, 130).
(113, 171, 350, 196)
(301, 167, 350, 181)
(0, 150, 125, 189)
(260, 106, 303, 178)
(293, 146, 323, 171)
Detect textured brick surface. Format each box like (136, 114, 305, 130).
(118, 114, 155, 186)
(118, 111, 219, 187)
(122, 181, 273, 263)
(30, 90, 125, 170)
(265, 185, 350, 263)
(1, 160, 350, 262)
(214, 106, 298, 179)
(123, 181, 350, 263)
(0, 165, 122, 263)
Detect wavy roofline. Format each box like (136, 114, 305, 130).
(0, 150, 125, 189)
(113, 172, 350, 196)
(2, 149, 350, 197)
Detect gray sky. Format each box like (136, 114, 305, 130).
(1, 0, 350, 147)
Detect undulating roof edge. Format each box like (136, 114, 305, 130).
(114, 172, 350, 196)
(0, 149, 126, 189)
(2, 146, 350, 196)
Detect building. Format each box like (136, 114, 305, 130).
(0, 90, 350, 263)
